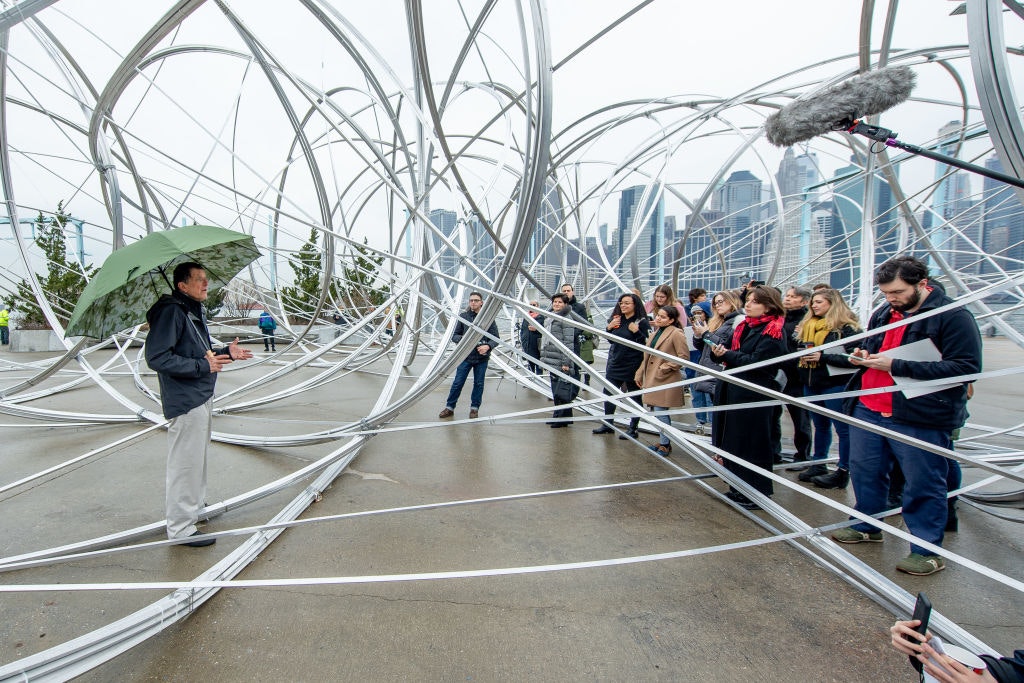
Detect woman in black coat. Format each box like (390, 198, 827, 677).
(592, 292, 651, 439)
(708, 285, 788, 509)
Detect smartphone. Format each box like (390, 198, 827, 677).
(907, 592, 932, 674)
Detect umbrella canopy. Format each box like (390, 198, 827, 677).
(66, 225, 262, 339)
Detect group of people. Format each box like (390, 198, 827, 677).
(437, 255, 981, 578)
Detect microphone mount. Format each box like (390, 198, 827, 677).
(844, 119, 1024, 189)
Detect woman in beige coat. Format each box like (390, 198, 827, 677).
(634, 306, 689, 456)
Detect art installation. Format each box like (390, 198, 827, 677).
(1, 1, 1022, 678)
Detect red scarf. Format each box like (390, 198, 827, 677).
(730, 314, 784, 350)
(860, 309, 906, 414)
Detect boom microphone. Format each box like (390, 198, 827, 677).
(764, 66, 916, 147)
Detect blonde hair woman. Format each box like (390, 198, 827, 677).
(796, 288, 861, 489)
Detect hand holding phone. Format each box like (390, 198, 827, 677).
(907, 592, 932, 674)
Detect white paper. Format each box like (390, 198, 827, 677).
(879, 338, 957, 399)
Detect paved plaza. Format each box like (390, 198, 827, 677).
(1, 338, 1022, 681)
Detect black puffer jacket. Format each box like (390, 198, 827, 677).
(842, 283, 981, 430)
(145, 292, 228, 420)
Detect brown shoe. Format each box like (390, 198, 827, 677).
(469, 409, 479, 419)
(439, 407, 454, 419)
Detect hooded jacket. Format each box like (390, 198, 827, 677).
(145, 291, 228, 419)
(843, 283, 981, 430)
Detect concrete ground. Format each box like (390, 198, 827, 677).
(0, 338, 1021, 682)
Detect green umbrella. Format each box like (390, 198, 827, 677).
(66, 225, 262, 339)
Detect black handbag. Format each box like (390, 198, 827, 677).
(553, 377, 578, 403)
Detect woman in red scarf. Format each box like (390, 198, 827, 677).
(709, 285, 788, 509)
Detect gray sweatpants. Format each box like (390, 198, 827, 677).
(165, 398, 213, 539)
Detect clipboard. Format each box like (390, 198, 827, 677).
(880, 338, 957, 399)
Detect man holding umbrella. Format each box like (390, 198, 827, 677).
(145, 261, 252, 547)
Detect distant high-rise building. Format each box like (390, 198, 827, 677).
(831, 154, 900, 297)
(712, 170, 765, 286)
(427, 208, 460, 295)
(980, 154, 1024, 278)
(617, 184, 665, 288)
(923, 121, 980, 274)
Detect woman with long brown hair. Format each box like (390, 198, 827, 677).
(634, 305, 689, 456)
(708, 285, 788, 509)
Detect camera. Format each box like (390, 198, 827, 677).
(799, 341, 814, 349)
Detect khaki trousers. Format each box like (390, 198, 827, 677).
(165, 398, 212, 539)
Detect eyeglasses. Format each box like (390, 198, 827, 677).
(713, 300, 727, 306)
(469, 298, 482, 303)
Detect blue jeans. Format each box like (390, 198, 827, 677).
(804, 384, 850, 468)
(847, 403, 952, 555)
(653, 406, 671, 445)
(691, 389, 713, 424)
(684, 349, 700, 380)
(446, 358, 488, 409)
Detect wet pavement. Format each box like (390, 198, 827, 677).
(0, 338, 1021, 681)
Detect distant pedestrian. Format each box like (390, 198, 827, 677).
(592, 292, 650, 439)
(438, 292, 500, 420)
(634, 305, 688, 456)
(257, 310, 277, 351)
(0, 305, 9, 345)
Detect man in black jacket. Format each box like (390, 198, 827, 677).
(831, 256, 981, 576)
(145, 262, 252, 547)
(439, 292, 500, 419)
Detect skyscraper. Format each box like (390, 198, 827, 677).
(712, 170, 765, 286)
(980, 154, 1024, 278)
(616, 184, 665, 288)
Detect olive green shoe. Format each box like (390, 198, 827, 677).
(831, 527, 883, 544)
(896, 553, 945, 576)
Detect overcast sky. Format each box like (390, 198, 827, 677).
(2, 1, 1022, 276)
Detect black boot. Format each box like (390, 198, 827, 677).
(785, 455, 809, 471)
(946, 499, 958, 532)
(798, 464, 829, 482)
(593, 421, 614, 435)
(619, 417, 640, 440)
(811, 468, 849, 489)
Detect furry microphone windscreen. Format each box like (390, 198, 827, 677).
(764, 66, 916, 147)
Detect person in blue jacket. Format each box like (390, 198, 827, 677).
(258, 309, 277, 351)
(145, 262, 252, 547)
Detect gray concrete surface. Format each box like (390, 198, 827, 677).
(1, 338, 1021, 681)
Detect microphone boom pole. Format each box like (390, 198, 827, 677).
(847, 120, 1024, 189)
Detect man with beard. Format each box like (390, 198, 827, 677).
(831, 256, 981, 576)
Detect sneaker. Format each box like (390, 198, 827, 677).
(649, 443, 672, 457)
(896, 553, 945, 576)
(469, 408, 479, 419)
(798, 464, 829, 482)
(831, 527, 883, 544)
(438, 407, 455, 419)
